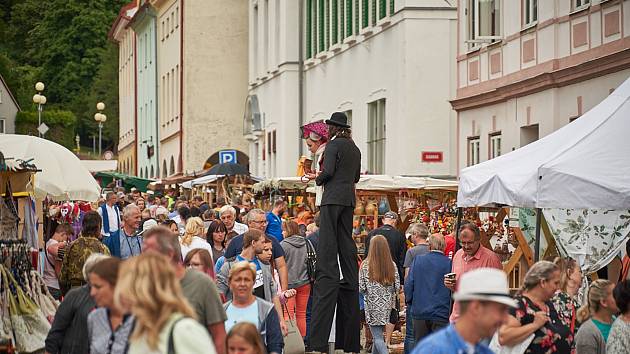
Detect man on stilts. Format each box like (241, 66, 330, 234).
(309, 112, 361, 353)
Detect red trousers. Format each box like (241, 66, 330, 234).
(284, 283, 311, 337)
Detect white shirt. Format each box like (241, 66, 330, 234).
(97, 204, 120, 236)
(180, 236, 215, 261)
(128, 314, 216, 354)
(43, 239, 60, 289)
(232, 221, 249, 235)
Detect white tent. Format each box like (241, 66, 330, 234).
(80, 160, 118, 173)
(0, 135, 101, 201)
(458, 76, 630, 209)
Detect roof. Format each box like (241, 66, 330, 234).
(0, 73, 21, 111)
(108, 2, 138, 41)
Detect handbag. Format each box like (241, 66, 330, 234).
(282, 304, 305, 354)
(0, 267, 11, 341)
(305, 239, 317, 283)
(488, 330, 534, 354)
(29, 271, 58, 321)
(1, 265, 50, 353)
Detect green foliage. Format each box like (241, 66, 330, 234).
(0, 0, 124, 150)
(15, 109, 78, 149)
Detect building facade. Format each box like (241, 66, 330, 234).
(130, 3, 159, 179)
(0, 74, 19, 134)
(451, 0, 630, 172)
(247, 0, 458, 178)
(110, 3, 138, 175)
(149, 0, 249, 177)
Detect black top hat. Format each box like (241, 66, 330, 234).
(325, 112, 351, 128)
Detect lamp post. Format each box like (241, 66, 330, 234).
(94, 102, 107, 157)
(33, 82, 46, 137)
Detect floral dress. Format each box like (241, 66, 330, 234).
(510, 295, 573, 354)
(550, 291, 581, 333)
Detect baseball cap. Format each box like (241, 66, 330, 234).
(383, 211, 398, 220)
(453, 268, 517, 308)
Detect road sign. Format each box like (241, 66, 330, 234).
(37, 123, 49, 136)
(103, 151, 114, 160)
(219, 150, 237, 164)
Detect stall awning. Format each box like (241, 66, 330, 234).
(95, 171, 153, 192)
(458, 76, 630, 209)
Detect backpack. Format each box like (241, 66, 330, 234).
(305, 239, 317, 283)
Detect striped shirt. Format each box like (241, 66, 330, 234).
(87, 308, 135, 354)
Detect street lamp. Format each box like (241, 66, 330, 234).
(33, 82, 46, 137)
(94, 102, 107, 157)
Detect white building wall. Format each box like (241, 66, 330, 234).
(248, 0, 458, 178)
(156, 0, 182, 177)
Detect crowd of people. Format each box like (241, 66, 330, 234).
(41, 184, 630, 354)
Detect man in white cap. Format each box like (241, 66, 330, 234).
(413, 268, 516, 353)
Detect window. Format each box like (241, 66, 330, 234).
(0, 89, 2, 103)
(468, 137, 480, 166)
(468, 0, 501, 43)
(489, 133, 501, 159)
(166, 17, 170, 38)
(523, 0, 537, 26)
(175, 7, 179, 28)
(344, 110, 353, 127)
(0, 119, 5, 134)
(574, 0, 590, 10)
(368, 99, 386, 174)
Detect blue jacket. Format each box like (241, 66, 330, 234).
(404, 251, 451, 321)
(223, 298, 284, 353)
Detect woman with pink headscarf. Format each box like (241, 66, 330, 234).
(302, 121, 328, 206)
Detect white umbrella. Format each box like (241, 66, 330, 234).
(0, 134, 101, 201)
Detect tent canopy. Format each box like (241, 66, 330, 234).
(458, 76, 630, 209)
(95, 171, 153, 192)
(182, 174, 263, 189)
(81, 160, 118, 173)
(301, 175, 458, 193)
(0, 135, 101, 201)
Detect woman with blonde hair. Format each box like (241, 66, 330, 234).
(575, 279, 618, 354)
(551, 257, 583, 337)
(226, 322, 267, 354)
(179, 216, 214, 260)
(115, 253, 216, 354)
(498, 260, 572, 353)
(359, 235, 400, 354)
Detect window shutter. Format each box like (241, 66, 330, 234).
(372, 0, 377, 25)
(362, 0, 368, 28)
(306, 0, 312, 58)
(346, 0, 353, 37)
(390, 0, 394, 15)
(332, 0, 338, 44)
(354, 0, 359, 34)
(379, 0, 386, 19)
(319, 0, 325, 52)
(325, 0, 330, 48)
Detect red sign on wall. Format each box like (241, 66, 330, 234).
(421, 151, 443, 163)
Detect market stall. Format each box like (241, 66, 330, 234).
(0, 152, 56, 353)
(458, 76, 630, 287)
(181, 174, 261, 208)
(252, 177, 315, 216)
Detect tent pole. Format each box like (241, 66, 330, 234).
(534, 208, 542, 262)
(455, 207, 463, 252)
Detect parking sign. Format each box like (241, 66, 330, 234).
(219, 150, 237, 164)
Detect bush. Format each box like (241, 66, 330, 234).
(15, 109, 77, 149)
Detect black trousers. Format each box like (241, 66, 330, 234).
(310, 204, 360, 353)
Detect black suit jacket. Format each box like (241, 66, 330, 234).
(315, 136, 361, 207)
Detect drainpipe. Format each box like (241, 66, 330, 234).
(298, 0, 305, 156)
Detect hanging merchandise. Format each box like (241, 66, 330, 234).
(0, 240, 57, 352)
(22, 197, 38, 250)
(0, 183, 19, 241)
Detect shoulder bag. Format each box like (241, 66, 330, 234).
(282, 303, 305, 354)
